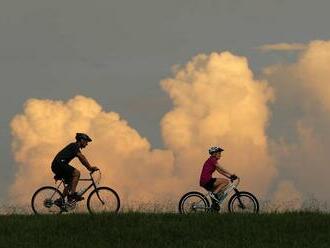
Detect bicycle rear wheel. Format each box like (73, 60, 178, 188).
(31, 186, 64, 215)
(178, 191, 210, 214)
(87, 187, 120, 214)
(228, 191, 259, 213)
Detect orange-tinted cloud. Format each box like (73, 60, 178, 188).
(10, 52, 278, 209)
(294, 40, 330, 111)
(264, 40, 330, 202)
(268, 181, 302, 212)
(161, 52, 277, 195)
(10, 96, 177, 205)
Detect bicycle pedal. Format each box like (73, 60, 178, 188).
(67, 200, 76, 205)
(60, 207, 68, 212)
(210, 205, 220, 212)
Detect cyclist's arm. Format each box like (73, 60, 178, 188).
(215, 164, 232, 178)
(77, 152, 94, 171)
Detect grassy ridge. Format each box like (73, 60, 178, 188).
(0, 212, 329, 248)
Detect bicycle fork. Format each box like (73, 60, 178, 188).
(91, 180, 105, 205)
(234, 188, 246, 210)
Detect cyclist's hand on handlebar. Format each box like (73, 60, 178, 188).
(90, 166, 99, 172)
(230, 174, 238, 180)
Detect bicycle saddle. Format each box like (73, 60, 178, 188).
(53, 175, 62, 181)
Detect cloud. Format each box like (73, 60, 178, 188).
(268, 180, 302, 212)
(14, 41, 330, 209)
(258, 42, 307, 52)
(10, 52, 279, 209)
(161, 52, 277, 195)
(293, 40, 330, 111)
(10, 96, 177, 205)
(264, 40, 330, 202)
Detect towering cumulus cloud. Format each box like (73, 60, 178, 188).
(10, 96, 176, 205)
(265, 40, 330, 202)
(10, 52, 278, 208)
(161, 52, 277, 195)
(296, 40, 330, 111)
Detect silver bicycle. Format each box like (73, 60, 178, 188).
(178, 177, 259, 214)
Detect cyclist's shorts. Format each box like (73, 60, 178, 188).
(51, 160, 75, 184)
(203, 178, 216, 191)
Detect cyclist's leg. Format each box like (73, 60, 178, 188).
(52, 162, 67, 195)
(51, 163, 68, 209)
(70, 168, 80, 193)
(212, 178, 229, 194)
(63, 184, 70, 198)
(63, 167, 84, 202)
(61, 165, 78, 193)
(202, 179, 219, 211)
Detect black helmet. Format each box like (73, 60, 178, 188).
(75, 133, 92, 142)
(208, 146, 224, 155)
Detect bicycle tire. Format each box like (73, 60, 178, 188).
(31, 186, 64, 215)
(178, 191, 210, 214)
(86, 186, 120, 214)
(227, 191, 259, 213)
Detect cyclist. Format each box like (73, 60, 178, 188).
(199, 146, 237, 210)
(51, 133, 98, 205)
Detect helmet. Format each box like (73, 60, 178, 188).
(75, 133, 92, 142)
(208, 146, 224, 155)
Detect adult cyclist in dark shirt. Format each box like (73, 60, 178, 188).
(51, 133, 98, 203)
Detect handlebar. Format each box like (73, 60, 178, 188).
(227, 175, 240, 187)
(90, 168, 100, 175)
(235, 177, 240, 186)
(90, 169, 102, 184)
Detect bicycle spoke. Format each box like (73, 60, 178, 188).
(87, 187, 120, 213)
(230, 194, 258, 213)
(179, 192, 209, 214)
(31, 187, 63, 215)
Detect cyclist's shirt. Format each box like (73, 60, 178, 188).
(53, 142, 81, 164)
(199, 156, 219, 187)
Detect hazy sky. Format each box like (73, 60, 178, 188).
(1, 0, 330, 205)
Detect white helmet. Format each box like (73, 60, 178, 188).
(208, 146, 224, 155)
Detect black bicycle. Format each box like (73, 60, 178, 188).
(31, 170, 120, 214)
(178, 177, 259, 214)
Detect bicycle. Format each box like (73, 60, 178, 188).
(31, 170, 120, 214)
(178, 177, 259, 214)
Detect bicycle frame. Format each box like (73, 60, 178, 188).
(54, 171, 101, 197)
(179, 177, 259, 214)
(206, 178, 241, 204)
(31, 169, 121, 214)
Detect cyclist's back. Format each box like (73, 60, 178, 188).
(52, 142, 81, 165)
(199, 156, 218, 190)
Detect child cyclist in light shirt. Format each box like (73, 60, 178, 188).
(199, 146, 237, 211)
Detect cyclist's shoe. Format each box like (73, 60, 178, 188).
(54, 198, 68, 212)
(54, 198, 64, 208)
(210, 203, 220, 212)
(209, 197, 220, 212)
(68, 192, 84, 202)
(216, 192, 227, 203)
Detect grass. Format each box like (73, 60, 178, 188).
(0, 212, 329, 248)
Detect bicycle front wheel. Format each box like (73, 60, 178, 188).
(228, 191, 259, 213)
(31, 186, 64, 215)
(87, 187, 120, 214)
(178, 191, 210, 214)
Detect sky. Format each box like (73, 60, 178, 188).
(1, 0, 330, 210)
